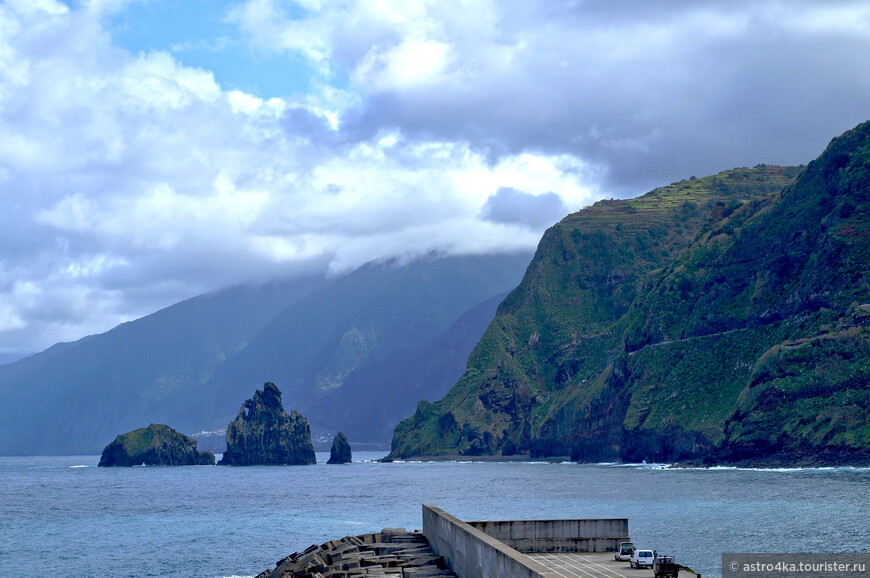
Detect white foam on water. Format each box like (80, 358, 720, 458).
(604, 462, 673, 469)
(612, 462, 863, 472)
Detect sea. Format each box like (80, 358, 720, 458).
(2, 452, 868, 578)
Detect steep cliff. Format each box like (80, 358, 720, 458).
(219, 382, 316, 466)
(390, 122, 870, 466)
(98, 423, 214, 467)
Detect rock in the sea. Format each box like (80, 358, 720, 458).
(219, 382, 316, 466)
(98, 423, 215, 467)
(327, 432, 352, 464)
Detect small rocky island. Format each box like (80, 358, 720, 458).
(98, 423, 215, 467)
(327, 431, 352, 464)
(219, 382, 316, 466)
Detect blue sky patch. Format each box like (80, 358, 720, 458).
(108, 0, 312, 97)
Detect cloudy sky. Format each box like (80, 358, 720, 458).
(1, 0, 869, 358)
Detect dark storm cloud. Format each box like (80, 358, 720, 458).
(334, 1, 870, 195)
(480, 187, 568, 229)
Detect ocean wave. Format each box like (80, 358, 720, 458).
(582, 461, 869, 471)
(603, 462, 672, 469)
(664, 465, 870, 472)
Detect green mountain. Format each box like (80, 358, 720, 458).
(0, 276, 326, 455)
(295, 291, 510, 443)
(0, 253, 531, 456)
(189, 255, 532, 440)
(389, 122, 870, 466)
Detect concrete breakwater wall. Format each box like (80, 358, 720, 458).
(422, 505, 555, 578)
(258, 506, 632, 578)
(422, 505, 631, 578)
(467, 517, 629, 553)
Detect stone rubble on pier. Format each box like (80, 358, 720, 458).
(256, 528, 457, 578)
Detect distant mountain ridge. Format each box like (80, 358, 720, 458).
(0, 253, 531, 455)
(295, 291, 511, 443)
(389, 122, 870, 466)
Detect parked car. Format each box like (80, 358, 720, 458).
(614, 541, 635, 561)
(653, 554, 680, 578)
(630, 549, 655, 568)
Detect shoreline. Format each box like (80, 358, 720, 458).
(2, 453, 868, 471)
(382, 453, 870, 469)
(380, 454, 569, 463)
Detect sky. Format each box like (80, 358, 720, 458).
(1, 0, 869, 358)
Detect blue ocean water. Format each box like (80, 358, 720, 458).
(1, 452, 868, 578)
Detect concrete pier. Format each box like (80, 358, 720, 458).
(422, 505, 634, 578)
(529, 553, 654, 578)
(422, 504, 557, 578)
(260, 506, 650, 578)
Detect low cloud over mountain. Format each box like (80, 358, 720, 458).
(2, 0, 868, 355)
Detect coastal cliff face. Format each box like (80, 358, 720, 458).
(219, 382, 316, 466)
(390, 121, 870, 466)
(98, 423, 215, 467)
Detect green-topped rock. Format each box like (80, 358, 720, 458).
(327, 432, 352, 464)
(98, 423, 215, 467)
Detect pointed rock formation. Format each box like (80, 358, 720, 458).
(327, 432, 352, 464)
(98, 423, 215, 467)
(219, 382, 316, 466)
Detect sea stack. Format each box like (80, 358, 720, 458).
(327, 432, 352, 464)
(219, 382, 316, 466)
(98, 423, 215, 467)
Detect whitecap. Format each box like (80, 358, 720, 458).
(662, 465, 870, 472)
(604, 462, 672, 469)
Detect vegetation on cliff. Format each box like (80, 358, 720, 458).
(390, 121, 870, 466)
(98, 423, 214, 467)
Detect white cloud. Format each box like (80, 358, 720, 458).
(5, 0, 69, 17)
(772, 3, 870, 37)
(120, 52, 222, 109)
(3, 0, 870, 356)
(226, 0, 333, 76)
(0, 0, 599, 355)
(281, 0, 869, 192)
(355, 38, 453, 90)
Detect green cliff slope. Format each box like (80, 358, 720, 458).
(390, 122, 870, 466)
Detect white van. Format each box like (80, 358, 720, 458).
(630, 549, 655, 568)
